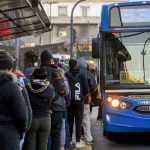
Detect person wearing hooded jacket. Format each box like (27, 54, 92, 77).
(77, 57, 97, 144)
(23, 67, 55, 150)
(0, 51, 28, 150)
(40, 50, 66, 150)
(12, 60, 32, 150)
(65, 59, 90, 149)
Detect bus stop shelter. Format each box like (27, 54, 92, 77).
(0, 0, 52, 41)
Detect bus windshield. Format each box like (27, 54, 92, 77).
(104, 32, 150, 86)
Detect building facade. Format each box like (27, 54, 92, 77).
(41, 0, 128, 53)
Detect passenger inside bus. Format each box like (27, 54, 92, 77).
(106, 33, 131, 82)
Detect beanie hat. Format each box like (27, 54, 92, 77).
(0, 51, 14, 70)
(40, 50, 53, 63)
(77, 57, 88, 69)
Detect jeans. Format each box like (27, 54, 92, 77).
(60, 118, 65, 147)
(48, 111, 70, 150)
(65, 111, 71, 148)
(19, 134, 25, 150)
(47, 135, 51, 150)
(51, 112, 63, 150)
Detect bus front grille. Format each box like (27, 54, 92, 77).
(134, 106, 150, 114)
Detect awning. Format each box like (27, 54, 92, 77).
(0, 0, 52, 41)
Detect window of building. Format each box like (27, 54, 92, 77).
(81, 7, 89, 17)
(80, 25, 88, 38)
(57, 26, 67, 37)
(58, 6, 67, 16)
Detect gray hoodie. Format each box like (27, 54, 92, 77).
(77, 57, 97, 104)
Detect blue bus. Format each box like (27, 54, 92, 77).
(92, 1, 150, 138)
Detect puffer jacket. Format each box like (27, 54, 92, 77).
(0, 71, 28, 133)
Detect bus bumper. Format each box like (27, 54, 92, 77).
(105, 112, 150, 132)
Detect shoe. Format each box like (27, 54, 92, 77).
(70, 141, 76, 145)
(75, 142, 85, 148)
(86, 140, 93, 145)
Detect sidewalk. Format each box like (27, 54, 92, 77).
(71, 107, 99, 150)
(72, 141, 92, 150)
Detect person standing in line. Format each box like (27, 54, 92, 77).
(40, 50, 66, 150)
(65, 59, 90, 149)
(12, 60, 32, 150)
(25, 63, 34, 79)
(58, 68, 71, 150)
(23, 67, 55, 150)
(77, 57, 97, 144)
(0, 51, 28, 150)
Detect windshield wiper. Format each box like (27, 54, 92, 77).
(141, 37, 150, 82)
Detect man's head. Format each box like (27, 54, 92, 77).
(0, 50, 14, 71)
(69, 59, 78, 69)
(40, 50, 54, 65)
(77, 57, 88, 69)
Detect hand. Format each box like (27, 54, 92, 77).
(88, 95, 92, 104)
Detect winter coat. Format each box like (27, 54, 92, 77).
(42, 63, 66, 112)
(26, 80, 55, 118)
(78, 58, 97, 104)
(0, 71, 28, 134)
(17, 80, 32, 130)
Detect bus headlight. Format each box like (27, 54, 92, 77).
(107, 97, 131, 110)
(111, 99, 120, 108)
(120, 102, 127, 110)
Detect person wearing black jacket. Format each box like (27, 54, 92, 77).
(23, 67, 55, 150)
(12, 61, 32, 150)
(40, 50, 66, 150)
(0, 51, 28, 150)
(65, 59, 90, 149)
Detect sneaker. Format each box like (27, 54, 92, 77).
(75, 142, 85, 148)
(70, 141, 76, 145)
(86, 140, 93, 145)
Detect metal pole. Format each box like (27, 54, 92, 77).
(87, 20, 89, 51)
(50, 2, 52, 44)
(16, 38, 20, 68)
(70, 0, 86, 59)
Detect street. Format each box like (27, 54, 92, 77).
(91, 107, 150, 150)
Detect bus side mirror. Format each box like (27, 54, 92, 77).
(92, 38, 101, 58)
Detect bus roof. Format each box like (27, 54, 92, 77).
(100, 1, 150, 32)
(0, 0, 52, 41)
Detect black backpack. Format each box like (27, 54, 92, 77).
(66, 72, 83, 101)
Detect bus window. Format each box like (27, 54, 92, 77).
(104, 34, 131, 82)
